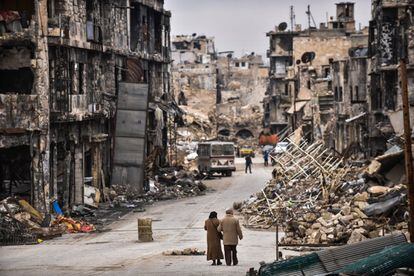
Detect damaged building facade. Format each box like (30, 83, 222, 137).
(0, 0, 173, 213)
(264, 2, 361, 138)
(263, 1, 414, 158)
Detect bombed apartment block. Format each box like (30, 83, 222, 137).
(171, 34, 216, 65)
(263, 28, 296, 134)
(330, 41, 370, 157)
(263, 2, 360, 137)
(367, 0, 414, 156)
(0, 0, 174, 213)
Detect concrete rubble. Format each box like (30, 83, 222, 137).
(110, 168, 207, 206)
(240, 135, 408, 245)
(163, 248, 205, 256)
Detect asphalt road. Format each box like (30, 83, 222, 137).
(0, 158, 278, 276)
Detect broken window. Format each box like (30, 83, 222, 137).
(0, 146, 32, 203)
(338, 87, 343, 102)
(0, 46, 34, 94)
(78, 63, 84, 95)
(0, 67, 33, 94)
(0, 0, 35, 33)
(370, 73, 382, 110)
(130, 3, 141, 51)
(383, 70, 397, 110)
(47, 0, 55, 19)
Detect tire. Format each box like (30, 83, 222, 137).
(226, 171, 232, 177)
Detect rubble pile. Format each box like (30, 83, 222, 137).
(0, 197, 95, 245)
(240, 136, 408, 245)
(163, 248, 206, 256)
(111, 169, 207, 205)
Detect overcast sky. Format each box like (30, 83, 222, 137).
(165, 0, 372, 57)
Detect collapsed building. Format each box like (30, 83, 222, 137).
(0, 0, 175, 213)
(263, 1, 414, 158)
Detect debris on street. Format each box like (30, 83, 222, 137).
(0, 197, 66, 245)
(163, 248, 206, 256)
(240, 134, 408, 245)
(111, 168, 207, 206)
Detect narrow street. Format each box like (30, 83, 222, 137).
(0, 159, 277, 276)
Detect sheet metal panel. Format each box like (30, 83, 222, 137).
(117, 82, 148, 110)
(317, 233, 407, 272)
(115, 110, 146, 138)
(112, 83, 148, 191)
(113, 137, 145, 166)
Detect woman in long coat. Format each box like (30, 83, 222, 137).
(204, 211, 224, 265)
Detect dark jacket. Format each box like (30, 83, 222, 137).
(245, 156, 252, 165)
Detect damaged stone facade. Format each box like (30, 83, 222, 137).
(0, 0, 173, 212)
(366, 0, 414, 156)
(264, 0, 414, 159)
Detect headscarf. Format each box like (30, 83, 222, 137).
(209, 211, 218, 219)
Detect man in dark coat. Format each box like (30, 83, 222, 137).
(245, 155, 252, 174)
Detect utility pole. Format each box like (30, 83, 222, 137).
(400, 59, 414, 242)
(307, 5, 311, 35)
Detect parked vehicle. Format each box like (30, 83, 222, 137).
(197, 141, 236, 176)
(239, 145, 255, 157)
(269, 141, 289, 165)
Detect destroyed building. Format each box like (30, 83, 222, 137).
(171, 35, 268, 148)
(0, 0, 174, 213)
(366, 0, 414, 156)
(264, 3, 361, 137)
(264, 1, 414, 158)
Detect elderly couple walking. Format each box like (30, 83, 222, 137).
(204, 209, 243, 266)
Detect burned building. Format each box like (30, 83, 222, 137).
(0, 0, 173, 213)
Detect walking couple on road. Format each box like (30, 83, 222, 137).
(204, 209, 243, 266)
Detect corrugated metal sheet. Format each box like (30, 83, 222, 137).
(317, 233, 407, 272)
(258, 234, 407, 276)
(259, 253, 327, 276)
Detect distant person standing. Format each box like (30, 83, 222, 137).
(263, 151, 269, 167)
(218, 209, 243, 266)
(245, 155, 252, 174)
(204, 211, 224, 266)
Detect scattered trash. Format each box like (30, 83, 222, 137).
(0, 197, 65, 245)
